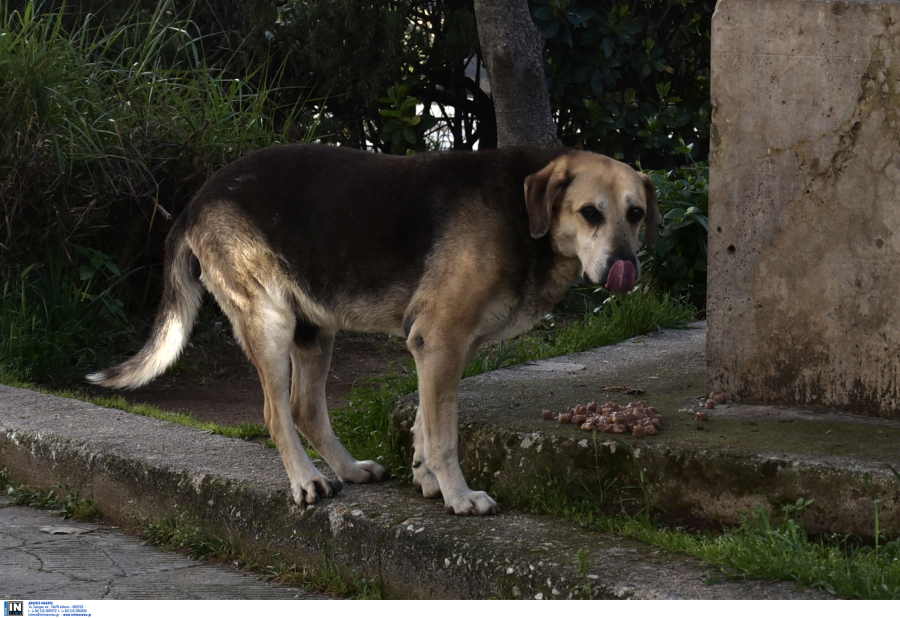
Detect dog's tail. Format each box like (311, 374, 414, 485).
(87, 216, 203, 390)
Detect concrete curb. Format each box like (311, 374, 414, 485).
(0, 384, 827, 599)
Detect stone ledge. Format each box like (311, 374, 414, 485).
(0, 382, 826, 599)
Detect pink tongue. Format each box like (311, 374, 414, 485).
(605, 260, 636, 294)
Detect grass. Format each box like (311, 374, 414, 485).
(607, 505, 900, 599)
(90, 395, 270, 440)
(0, 374, 269, 440)
(1, 0, 312, 271)
(0, 470, 98, 520)
(138, 511, 381, 598)
(0, 247, 136, 385)
(497, 440, 900, 600)
(0, 0, 316, 384)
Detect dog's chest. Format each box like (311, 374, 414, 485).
(482, 257, 580, 341)
(484, 301, 549, 341)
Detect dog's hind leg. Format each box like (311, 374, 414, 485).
(239, 300, 342, 506)
(289, 329, 387, 484)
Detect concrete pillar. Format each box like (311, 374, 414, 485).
(707, 0, 900, 418)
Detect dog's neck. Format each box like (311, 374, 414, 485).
(537, 253, 583, 311)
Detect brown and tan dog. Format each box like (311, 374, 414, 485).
(88, 144, 657, 515)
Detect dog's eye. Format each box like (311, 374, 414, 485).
(627, 206, 645, 224)
(579, 206, 604, 226)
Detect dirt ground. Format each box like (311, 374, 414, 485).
(106, 331, 411, 427)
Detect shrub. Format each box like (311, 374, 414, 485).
(0, 0, 310, 285)
(0, 246, 133, 384)
(0, 0, 313, 384)
(531, 0, 712, 167)
(640, 163, 708, 309)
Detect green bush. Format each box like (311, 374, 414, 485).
(531, 0, 712, 166)
(182, 0, 713, 157)
(0, 0, 315, 384)
(640, 163, 708, 309)
(0, 0, 311, 283)
(0, 247, 133, 384)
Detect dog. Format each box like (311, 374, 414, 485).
(88, 144, 657, 515)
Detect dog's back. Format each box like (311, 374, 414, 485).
(181, 144, 567, 331)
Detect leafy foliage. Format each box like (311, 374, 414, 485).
(200, 0, 712, 158)
(641, 163, 708, 309)
(531, 0, 712, 166)
(248, 0, 489, 150)
(377, 83, 438, 154)
(0, 0, 311, 287)
(0, 247, 135, 384)
(0, 471, 98, 520)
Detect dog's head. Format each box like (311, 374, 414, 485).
(524, 151, 658, 294)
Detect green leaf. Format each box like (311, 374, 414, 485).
(570, 6, 597, 21)
(590, 70, 604, 95)
(601, 35, 614, 58)
(541, 19, 561, 38)
(399, 97, 419, 112)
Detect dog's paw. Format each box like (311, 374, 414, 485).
(338, 460, 388, 484)
(292, 476, 343, 506)
(412, 460, 442, 499)
(444, 490, 498, 516)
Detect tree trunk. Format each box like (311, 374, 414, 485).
(473, 0, 560, 148)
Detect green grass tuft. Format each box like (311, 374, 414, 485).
(138, 511, 381, 598)
(498, 448, 900, 599)
(0, 470, 97, 520)
(0, 0, 316, 385)
(0, 376, 269, 441)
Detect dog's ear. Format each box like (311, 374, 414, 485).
(524, 158, 570, 239)
(639, 172, 659, 249)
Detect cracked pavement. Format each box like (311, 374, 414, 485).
(0, 497, 328, 599)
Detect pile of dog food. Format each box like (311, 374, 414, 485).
(541, 400, 662, 437)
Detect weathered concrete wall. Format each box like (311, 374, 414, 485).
(708, 0, 900, 417)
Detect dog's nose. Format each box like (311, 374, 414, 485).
(606, 254, 638, 271)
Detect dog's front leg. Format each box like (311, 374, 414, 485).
(410, 402, 441, 498)
(408, 331, 497, 515)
